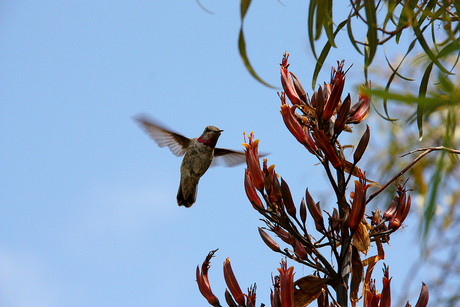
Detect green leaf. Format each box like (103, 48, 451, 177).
(412, 21, 452, 75)
(347, 13, 363, 55)
(311, 20, 347, 90)
(437, 38, 460, 60)
(380, 39, 416, 119)
(308, 0, 318, 59)
(240, 0, 251, 17)
(238, 29, 275, 88)
(370, 89, 433, 106)
(364, 0, 378, 68)
(238, 0, 275, 88)
(323, 0, 337, 48)
(417, 62, 434, 140)
(315, 0, 324, 40)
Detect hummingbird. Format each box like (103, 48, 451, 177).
(135, 114, 247, 208)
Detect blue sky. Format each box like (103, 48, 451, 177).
(1, 1, 427, 306)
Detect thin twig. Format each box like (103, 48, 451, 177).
(366, 146, 460, 204)
(399, 146, 460, 157)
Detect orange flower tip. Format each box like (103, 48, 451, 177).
(242, 143, 250, 149)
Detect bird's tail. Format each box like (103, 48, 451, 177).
(177, 179, 199, 208)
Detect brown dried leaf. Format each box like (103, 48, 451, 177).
(294, 275, 326, 307)
(352, 221, 370, 255)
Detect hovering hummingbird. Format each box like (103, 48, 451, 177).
(135, 115, 247, 208)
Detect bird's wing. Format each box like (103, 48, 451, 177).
(212, 148, 247, 167)
(134, 114, 190, 157)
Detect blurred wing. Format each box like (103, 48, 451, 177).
(212, 148, 247, 167)
(134, 114, 190, 157)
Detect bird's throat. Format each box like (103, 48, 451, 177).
(197, 136, 218, 148)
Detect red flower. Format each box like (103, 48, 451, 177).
(322, 62, 345, 121)
(349, 177, 370, 233)
(223, 258, 245, 306)
(196, 250, 220, 307)
(244, 169, 264, 210)
(279, 93, 317, 153)
(348, 84, 371, 124)
(243, 132, 264, 192)
(277, 260, 294, 307)
(311, 126, 342, 169)
(280, 53, 303, 105)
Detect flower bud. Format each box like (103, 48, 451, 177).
(300, 197, 307, 225)
(353, 125, 370, 164)
(306, 188, 324, 232)
(225, 289, 237, 307)
(280, 53, 302, 105)
(349, 178, 368, 233)
(389, 194, 411, 230)
(196, 250, 220, 307)
(279, 96, 317, 153)
(348, 84, 371, 124)
(334, 94, 351, 136)
(224, 258, 245, 306)
(414, 282, 429, 307)
(243, 132, 264, 192)
(328, 207, 341, 232)
(271, 225, 295, 245)
(383, 194, 400, 220)
(322, 64, 345, 122)
(272, 173, 283, 203)
(312, 126, 342, 169)
(289, 72, 307, 103)
(280, 178, 296, 217)
(244, 169, 263, 210)
(258, 227, 281, 252)
(293, 239, 308, 260)
(316, 86, 325, 120)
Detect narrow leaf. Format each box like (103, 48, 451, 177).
(347, 13, 363, 55)
(413, 22, 451, 75)
(308, 0, 318, 59)
(315, 0, 323, 40)
(323, 0, 337, 48)
(417, 62, 433, 140)
(364, 0, 378, 68)
(312, 20, 347, 89)
(238, 0, 275, 88)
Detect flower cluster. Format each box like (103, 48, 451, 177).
(279, 53, 371, 169)
(196, 53, 427, 307)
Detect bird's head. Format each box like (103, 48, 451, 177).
(198, 126, 223, 148)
